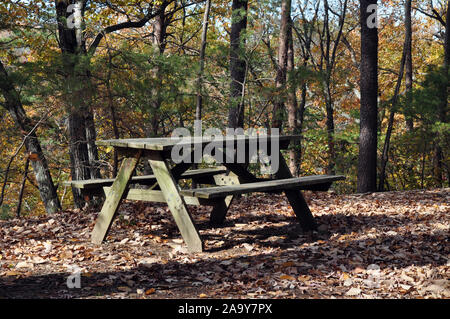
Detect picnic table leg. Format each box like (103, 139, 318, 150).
(148, 151, 203, 253)
(208, 173, 240, 225)
(91, 151, 141, 244)
(275, 151, 317, 231)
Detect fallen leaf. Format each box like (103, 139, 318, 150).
(119, 238, 129, 245)
(15, 262, 33, 269)
(298, 275, 311, 282)
(280, 274, 296, 281)
(345, 287, 362, 296)
(145, 288, 156, 295)
(281, 261, 295, 268)
(32, 256, 46, 264)
(344, 278, 353, 287)
(59, 250, 73, 259)
(353, 267, 365, 274)
(341, 273, 350, 280)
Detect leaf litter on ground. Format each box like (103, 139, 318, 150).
(0, 189, 448, 299)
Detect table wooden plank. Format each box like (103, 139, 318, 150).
(96, 135, 301, 151)
(181, 175, 345, 198)
(64, 167, 227, 189)
(148, 151, 203, 253)
(102, 187, 202, 205)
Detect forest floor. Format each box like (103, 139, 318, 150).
(0, 189, 448, 299)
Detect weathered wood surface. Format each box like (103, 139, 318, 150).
(64, 167, 226, 189)
(208, 173, 240, 225)
(91, 153, 141, 244)
(148, 151, 203, 252)
(102, 187, 202, 206)
(181, 175, 345, 199)
(274, 151, 318, 231)
(96, 135, 301, 151)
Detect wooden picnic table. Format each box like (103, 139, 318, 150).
(67, 135, 344, 253)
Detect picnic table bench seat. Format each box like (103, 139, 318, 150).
(63, 167, 227, 193)
(180, 175, 346, 199)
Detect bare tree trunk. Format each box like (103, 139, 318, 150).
(149, 5, 169, 136)
(106, 55, 120, 177)
(378, 45, 407, 192)
(286, 16, 300, 176)
(405, 0, 414, 132)
(85, 108, 101, 178)
(0, 141, 25, 207)
(324, 89, 335, 174)
(16, 157, 30, 218)
(0, 61, 61, 214)
(291, 4, 316, 172)
(272, 0, 291, 130)
(228, 0, 248, 129)
(195, 0, 211, 123)
(357, 0, 378, 193)
(323, 0, 335, 175)
(434, 2, 450, 187)
(192, 0, 211, 188)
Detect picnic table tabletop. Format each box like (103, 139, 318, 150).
(95, 135, 302, 151)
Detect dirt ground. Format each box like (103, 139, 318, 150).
(0, 189, 448, 299)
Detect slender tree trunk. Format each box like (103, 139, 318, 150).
(195, 0, 211, 123)
(106, 56, 120, 177)
(434, 2, 450, 187)
(378, 24, 408, 191)
(357, 0, 378, 193)
(405, 0, 414, 132)
(192, 0, 211, 188)
(16, 157, 30, 218)
(324, 88, 335, 174)
(0, 61, 61, 214)
(323, 0, 335, 174)
(149, 5, 168, 136)
(286, 17, 300, 176)
(272, 0, 291, 131)
(228, 0, 248, 129)
(378, 1, 413, 192)
(444, 2, 450, 186)
(85, 108, 101, 178)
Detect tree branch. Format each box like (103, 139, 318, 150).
(87, 3, 165, 55)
